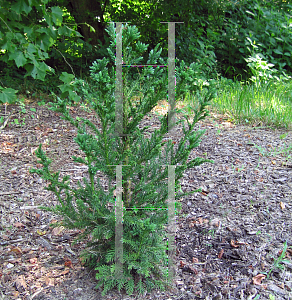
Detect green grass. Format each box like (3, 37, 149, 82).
(210, 78, 292, 129)
(266, 241, 291, 279)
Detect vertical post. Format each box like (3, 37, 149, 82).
(114, 22, 124, 280)
(115, 165, 123, 279)
(167, 22, 177, 285)
(115, 22, 123, 137)
(167, 165, 176, 283)
(168, 23, 176, 133)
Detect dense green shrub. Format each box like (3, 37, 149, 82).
(216, 0, 292, 79)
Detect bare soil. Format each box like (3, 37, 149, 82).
(0, 100, 292, 300)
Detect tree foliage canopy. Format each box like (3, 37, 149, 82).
(0, 0, 291, 101)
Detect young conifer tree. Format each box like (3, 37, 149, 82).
(30, 23, 214, 296)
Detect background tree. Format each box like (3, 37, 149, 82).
(0, 0, 291, 103)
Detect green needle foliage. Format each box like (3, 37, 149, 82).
(30, 23, 214, 296)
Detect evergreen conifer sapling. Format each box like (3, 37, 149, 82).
(30, 23, 215, 297)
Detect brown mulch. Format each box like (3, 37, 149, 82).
(0, 99, 292, 300)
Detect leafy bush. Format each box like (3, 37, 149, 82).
(30, 23, 214, 296)
(216, 0, 292, 79)
(244, 53, 291, 87)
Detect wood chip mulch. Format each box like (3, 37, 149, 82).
(0, 100, 292, 300)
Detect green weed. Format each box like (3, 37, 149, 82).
(266, 241, 290, 279)
(253, 143, 292, 160)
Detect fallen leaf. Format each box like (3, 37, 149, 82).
(45, 127, 53, 133)
(45, 277, 54, 286)
(218, 249, 224, 259)
(64, 260, 73, 268)
(59, 269, 70, 276)
(11, 247, 22, 255)
(15, 275, 27, 292)
(14, 222, 25, 228)
(230, 240, 239, 248)
(252, 274, 266, 285)
(29, 258, 38, 264)
(179, 261, 186, 268)
(37, 229, 46, 236)
(51, 226, 64, 236)
(280, 201, 285, 210)
(192, 257, 199, 263)
(222, 121, 233, 128)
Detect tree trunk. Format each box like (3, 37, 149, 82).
(67, 0, 107, 45)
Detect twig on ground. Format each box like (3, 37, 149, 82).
(0, 191, 22, 196)
(0, 112, 13, 130)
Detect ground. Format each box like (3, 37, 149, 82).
(0, 99, 292, 300)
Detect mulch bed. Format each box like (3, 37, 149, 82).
(0, 100, 292, 300)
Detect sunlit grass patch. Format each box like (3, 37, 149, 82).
(210, 78, 292, 129)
